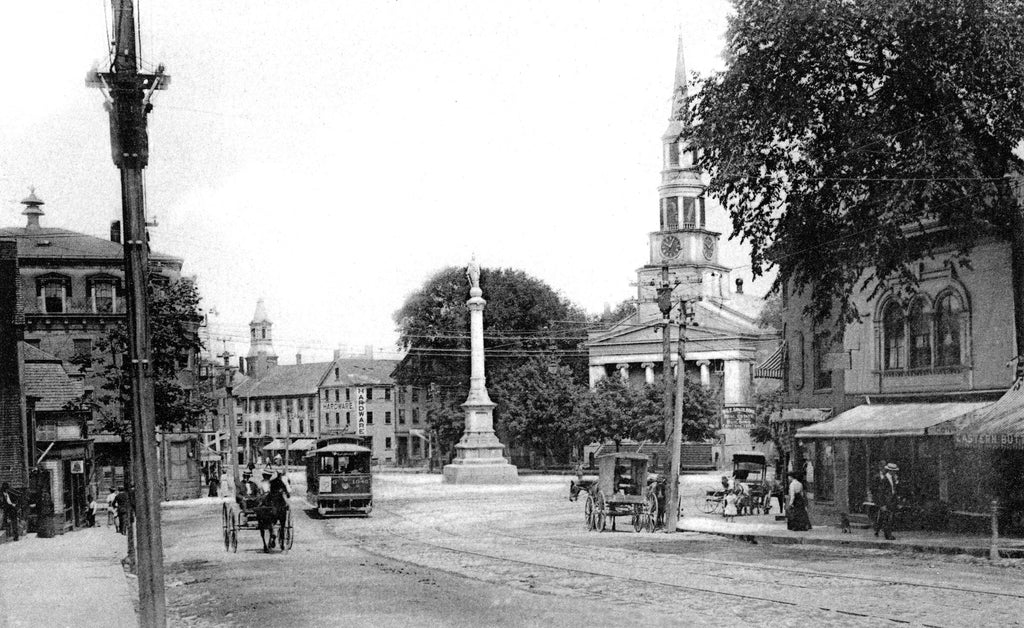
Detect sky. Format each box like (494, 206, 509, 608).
(0, 0, 766, 364)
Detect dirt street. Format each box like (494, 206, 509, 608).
(160, 474, 1024, 627)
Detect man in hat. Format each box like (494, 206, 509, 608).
(877, 462, 900, 540)
(235, 471, 262, 510)
(870, 460, 889, 537)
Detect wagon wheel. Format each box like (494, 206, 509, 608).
(282, 509, 294, 551)
(594, 490, 607, 532)
(644, 492, 659, 533)
(699, 492, 719, 515)
(694, 492, 711, 513)
(584, 493, 596, 530)
(229, 511, 238, 553)
(222, 503, 231, 551)
(632, 504, 644, 533)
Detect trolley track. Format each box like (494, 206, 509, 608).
(337, 502, 997, 627)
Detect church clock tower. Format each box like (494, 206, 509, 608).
(636, 34, 729, 316)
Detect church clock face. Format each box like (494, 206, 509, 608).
(661, 235, 682, 259)
(702, 236, 715, 260)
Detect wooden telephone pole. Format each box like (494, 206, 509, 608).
(87, 1, 169, 625)
(219, 348, 240, 488)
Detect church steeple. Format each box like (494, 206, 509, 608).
(634, 33, 729, 312)
(246, 298, 278, 378)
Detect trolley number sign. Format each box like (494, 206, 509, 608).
(356, 388, 366, 435)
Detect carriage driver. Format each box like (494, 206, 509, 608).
(235, 471, 262, 510)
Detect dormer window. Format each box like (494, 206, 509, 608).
(36, 274, 71, 313)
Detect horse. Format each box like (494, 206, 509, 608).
(256, 490, 288, 553)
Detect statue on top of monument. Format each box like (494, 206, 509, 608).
(466, 256, 481, 291)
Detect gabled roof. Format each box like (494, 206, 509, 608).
(20, 342, 84, 412)
(320, 358, 399, 387)
(234, 362, 332, 398)
(0, 226, 181, 266)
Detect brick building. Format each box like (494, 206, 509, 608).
(318, 355, 399, 464)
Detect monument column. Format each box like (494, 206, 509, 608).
(443, 258, 519, 484)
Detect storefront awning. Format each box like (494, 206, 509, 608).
(933, 379, 1024, 449)
(754, 343, 785, 379)
(262, 438, 315, 451)
(796, 402, 990, 439)
(200, 446, 221, 462)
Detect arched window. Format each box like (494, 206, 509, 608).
(935, 293, 963, 367)
(883, 301, 905, 370)
(908, 298, 932, 369)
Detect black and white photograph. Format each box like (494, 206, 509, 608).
(2, 1, 1024, 626)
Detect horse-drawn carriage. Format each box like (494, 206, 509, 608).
(697, 452, 778, 516)
(581, 452, 660, 532)
(222, 475, 294, 553)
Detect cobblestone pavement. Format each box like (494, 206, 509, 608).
(160, 473, 1024, 627)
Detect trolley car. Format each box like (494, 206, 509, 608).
(304, 434, 373, 517)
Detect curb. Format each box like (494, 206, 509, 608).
(680, 526, 1024, 559)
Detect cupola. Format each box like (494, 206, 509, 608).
(21, 187, 45, 229)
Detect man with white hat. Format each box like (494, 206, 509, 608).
(877, 462, 900, 540)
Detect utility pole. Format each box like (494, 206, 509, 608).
(665, 296, 697, 533)
(655, 266, 677, 442)
(219, 349, 240, 489)
(87, 1, 169, 625)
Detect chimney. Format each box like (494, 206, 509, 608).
(735, 278, 744, 295)
(364, 345, 374, 360)
(20, 188, 44, 230)
(110, 220, 121, 243)
(333, 349, 341, 360)
(295, 352, 302, 365)
(238, 356, 245, 375)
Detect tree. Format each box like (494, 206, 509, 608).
(490, 355, 587, 465)
(687, 0, 1024, 326)
(570, 378, 719, 451)
(393, 266, 589, 385)
(423, 385, 465, 467)
(75, 278, 213, 436)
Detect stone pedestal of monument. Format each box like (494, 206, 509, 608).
(443, 269, 518, 484)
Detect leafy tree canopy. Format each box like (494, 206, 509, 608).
(75, 278, 213, 436)
(392, 266, 589, 387)
(688, 0, 1024, 324)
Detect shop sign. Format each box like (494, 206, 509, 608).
(70, 460, 84, 474)
(323, 402, 353, 411)
(356, 388, 366, 435)
(955, 433, 1024, 450)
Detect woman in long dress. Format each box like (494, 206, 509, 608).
(787, 471, 812, 531)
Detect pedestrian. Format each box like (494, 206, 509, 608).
(1, 482, 18, 541)
(786, 471, 812, 531)
(877, 462, 900, 540)
(247, 460, 256, 474)
(870, 460, 888, 536)
(86, 494, 97, 527)
(723, 488, 739, 523)
(113, 486, 130, 535)
(105, 487, 117, 526)
(208, 474, 219, 498)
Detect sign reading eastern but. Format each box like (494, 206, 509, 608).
(955, 433, 1024, 450)
(356, 388, 366, 435)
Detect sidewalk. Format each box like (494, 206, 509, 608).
(0, 524, 136, 627)
(677, 512, 1024, 559)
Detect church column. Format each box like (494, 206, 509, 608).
(641, 362, 655, 384)
(698, 360, 711, 388)
(616, 363, 630, 381)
